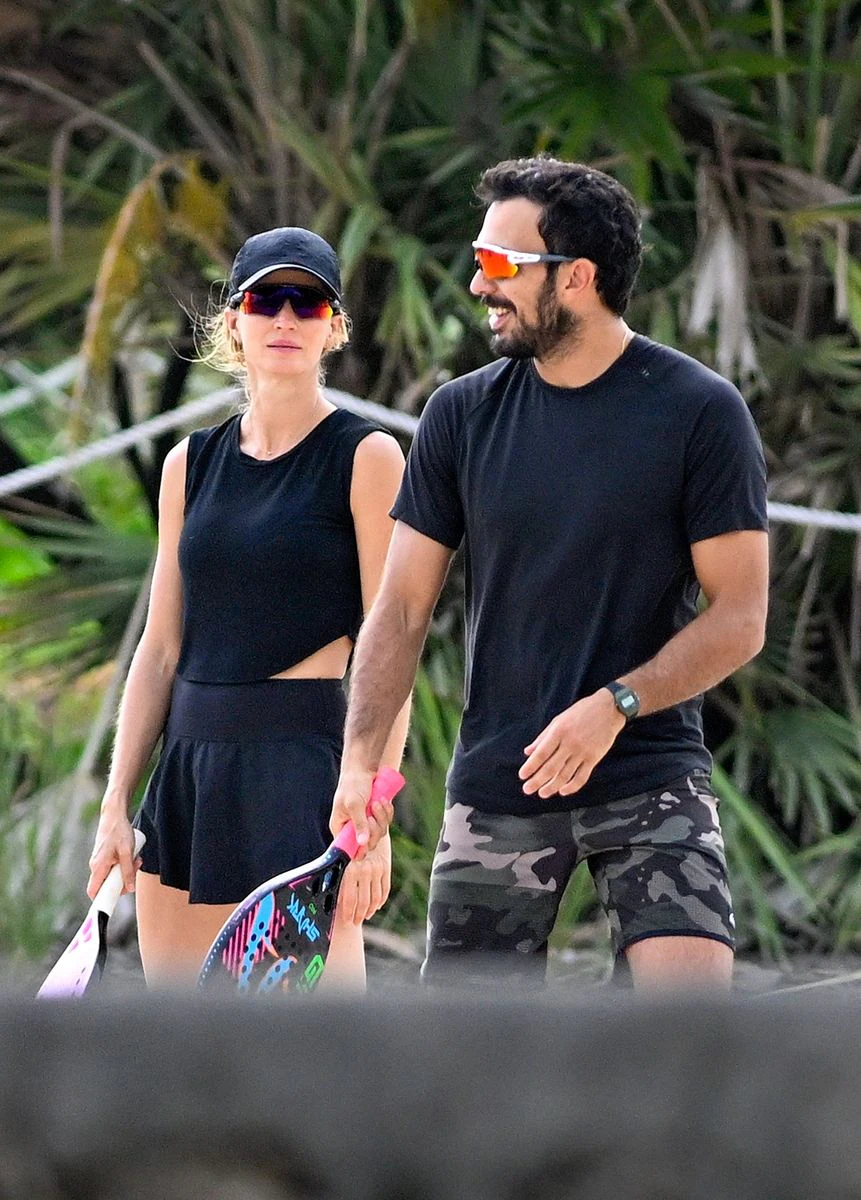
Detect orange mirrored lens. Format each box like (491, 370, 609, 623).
(474, 247, 519, 279)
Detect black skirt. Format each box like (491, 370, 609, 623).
(135, 677, 346, 904)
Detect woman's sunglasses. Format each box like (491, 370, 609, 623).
(472, 242, 576, 280)
(229, 283, 340, 320)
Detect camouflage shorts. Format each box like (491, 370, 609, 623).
(424, 772, 734, 986)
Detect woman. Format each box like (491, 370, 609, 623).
(87, 227, 407, 987)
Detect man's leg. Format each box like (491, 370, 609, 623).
(423, 800, 576, 988)
(625, 934, 733, 992)
(579, 772, 736, 992)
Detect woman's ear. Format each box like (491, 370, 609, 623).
(326, 313, 349, 353)
(225, 309, 243, 355)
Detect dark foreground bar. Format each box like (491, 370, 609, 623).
(0, 990, 859, 1200)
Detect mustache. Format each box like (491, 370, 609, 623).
(481, 297, 515, 312)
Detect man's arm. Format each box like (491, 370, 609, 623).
(331, 520, 455, 846)
(520, 529, 769, 798)
(337, 430, 406, 924)
(350, 432, 411, 775)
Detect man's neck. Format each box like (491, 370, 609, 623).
(532, 318, 633, 389)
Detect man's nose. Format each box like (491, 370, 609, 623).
(470, 267, 493, 297)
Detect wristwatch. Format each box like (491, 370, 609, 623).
(605, 681, 640, 723)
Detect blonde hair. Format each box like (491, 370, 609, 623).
(195, 290, 351, 385)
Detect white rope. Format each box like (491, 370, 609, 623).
(0, 351, 162, 416)
(766, 501, 861, 532)
(0, 358, 81, 417)
(326, 387, 419, 436)
(1, 369, 861, 532)
(0, 388, 239, 500)
(0, 385, 418, 501)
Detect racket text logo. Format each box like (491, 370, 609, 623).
(287, 893, 321, 942)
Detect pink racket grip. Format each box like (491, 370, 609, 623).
(333, 767, 405, 859)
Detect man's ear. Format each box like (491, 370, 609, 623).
(560, 258, 598, 297)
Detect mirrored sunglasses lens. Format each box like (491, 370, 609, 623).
(241, 286, 334, 319)
(474, 248, 518, 279)
(240, 290, 287, 317)
(288, 288, 334, 319)
(240, 291, 277, 316)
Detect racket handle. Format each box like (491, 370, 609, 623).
(92, 829, 146, 917)
(333, 768, 404, 859)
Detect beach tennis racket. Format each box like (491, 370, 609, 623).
(37, 829, 146, 999)
(197, 767, 404, 995)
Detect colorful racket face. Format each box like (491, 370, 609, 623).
(197, 767, 404, 996)
(197, 844, 349, 994)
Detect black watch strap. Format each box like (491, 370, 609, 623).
(605, 681, 640, 722)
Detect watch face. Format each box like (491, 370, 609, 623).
(608, 683, 640, 719)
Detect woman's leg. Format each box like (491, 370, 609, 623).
(137, 869, 368, 991)
(136, 871, 236, 987)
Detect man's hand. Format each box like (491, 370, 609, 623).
(519, 689, 626, 798)
(329, 766, 395, 856)
(338, 830, 392, 925)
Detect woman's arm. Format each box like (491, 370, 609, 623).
(86, 439, 189, 898)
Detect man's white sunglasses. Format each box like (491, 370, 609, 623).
(472, 241, 577, 279)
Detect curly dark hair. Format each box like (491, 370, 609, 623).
(475, 156, 643, 315)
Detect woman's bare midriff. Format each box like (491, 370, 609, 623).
(268, 634, 353, 680)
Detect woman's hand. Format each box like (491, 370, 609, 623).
(87, 798, 141, 899)
(337, 816, 392, 926)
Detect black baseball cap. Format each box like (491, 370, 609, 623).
(229, 227, 342, 302)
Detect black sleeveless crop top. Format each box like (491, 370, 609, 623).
(176, 407, 383, 683)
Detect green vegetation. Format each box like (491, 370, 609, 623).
(2, 0, 861, 963)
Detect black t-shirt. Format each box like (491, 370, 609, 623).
(391, 336, 768, 814)
(177, 408, 381, 683)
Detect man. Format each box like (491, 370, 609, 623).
(332, 156, 768, 990)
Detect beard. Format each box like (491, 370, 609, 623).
(489, 273, 582, 361)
